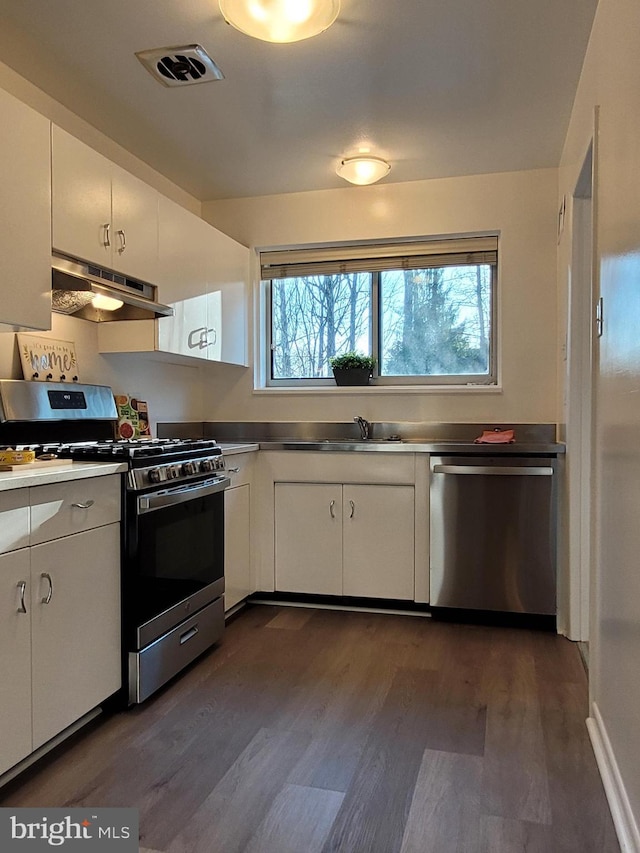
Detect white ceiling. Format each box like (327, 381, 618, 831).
(0, 0, 598, 201)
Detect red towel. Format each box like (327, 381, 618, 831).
(474, 429, 515, 444)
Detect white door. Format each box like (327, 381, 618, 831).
(157, 198, 214, 359)
(30, 524, 121, 749)
(225, 484, 251, 611)
(342, 485, 415, 599)
(51, 125, 113, 268)
(0, 549, 32, 775)
(0, 89, 51, 331)
(275, 483, 342, 595)
(111, 164, 159, 283)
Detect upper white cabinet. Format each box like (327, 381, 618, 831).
(156, 196, 248, 365)
(52, 125, 159, 284)
(99, 196, 249, 366)
(0, 88, 51, 332)
(156, 197, 223, 361)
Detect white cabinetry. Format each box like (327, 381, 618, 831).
(157, 197, 222, 361)
(0, 87, 51, 332)
(0, 475, 121, 778)
(0, 547, 32, 774)
(224, 451, 255, 611)
(30, 524, 120, 749)
(275, 482, 415, 599)
(98, 197, 249, 366)
(52, 125, 159, 283)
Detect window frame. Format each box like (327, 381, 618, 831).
(262, 236, 498, 389)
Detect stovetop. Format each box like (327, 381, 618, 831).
(12, 438, 221, 464)
(6, 438, 226, 490)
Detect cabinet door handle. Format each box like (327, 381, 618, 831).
(349, 499, 355, 518)
(17, 581, 27, 614)
(102, 223, 111, 247)
(329, 499, 336, 519)
(71, 499, 95, 509)
(117, 229, 126, 254)
(41, 572, 53, 605)
(228, 467, 240, 474)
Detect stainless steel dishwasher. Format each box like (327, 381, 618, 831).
(429, 455, 557, 616)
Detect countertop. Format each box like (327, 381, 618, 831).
(218, 443, 260, 454)
(0, 461, 128, 492)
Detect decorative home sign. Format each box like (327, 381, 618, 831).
(17, 334, 80, 382)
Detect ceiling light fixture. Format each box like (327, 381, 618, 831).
(336, 155, 391, 186)
(91, 293, 125, 312)
(219, 0, 340, 43)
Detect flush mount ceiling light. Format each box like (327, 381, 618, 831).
(219, 0, 340, 43)
(336, 155, 391, 186)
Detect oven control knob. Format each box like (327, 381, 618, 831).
(166, 464, 181, 480)
(182, 461, 198, 476)
(148, 467, 165, 483)
(200, 458, 214, 473)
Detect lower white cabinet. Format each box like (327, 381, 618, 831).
(275, 482, 415, 599)
(224, 484, 252, 611)
(224, 452, 255, 611)
(30, 524, 121, 750)
(0, 548, 32, 775)
(0, 477, 121, 778)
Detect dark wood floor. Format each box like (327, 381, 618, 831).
(1, 605, 620, 853)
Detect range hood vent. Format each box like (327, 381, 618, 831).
(52, 254, 174, 322)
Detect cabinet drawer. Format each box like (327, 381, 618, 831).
(30, 475, 121, 545)
(224, 452, 255, 488)
(0, 490, 30, 555)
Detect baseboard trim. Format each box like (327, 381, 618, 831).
(587, 702, 640, 853)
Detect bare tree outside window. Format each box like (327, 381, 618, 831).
(380, 264, 491, 376)
(266, 245, 495, 385)
(271, 273, 370, 379)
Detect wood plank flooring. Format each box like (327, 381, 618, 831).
(0, 605, 620, 852)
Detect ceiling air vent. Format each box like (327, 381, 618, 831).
(135, 44, 224, 87)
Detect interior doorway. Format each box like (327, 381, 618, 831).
(566, 141, 595, 651)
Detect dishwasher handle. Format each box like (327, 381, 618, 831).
(433, 464, 553, 476)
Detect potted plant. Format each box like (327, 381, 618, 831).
(329, 352, 376, 386)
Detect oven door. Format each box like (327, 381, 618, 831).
(125, 476, 230, 649)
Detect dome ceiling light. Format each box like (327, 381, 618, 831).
(336, 155, 391, 186)
(219, 0, 340, 44)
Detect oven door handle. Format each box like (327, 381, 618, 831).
(137, 477, 230, 515)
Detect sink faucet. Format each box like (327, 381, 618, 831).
(354, 416, 371, 440)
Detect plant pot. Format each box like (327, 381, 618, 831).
(332, 367, 372, 386)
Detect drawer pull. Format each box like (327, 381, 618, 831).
(329, 499, 336, 519)
(180, 626, 199, 645)
(71, 499, 95, 509)
(17, 581, 27, 614)
(228, 467, 240, 474)
(349, 499, 355, 518)
(41, 572, 53, 605)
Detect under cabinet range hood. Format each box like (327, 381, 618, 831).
(51, 254, 174, 321)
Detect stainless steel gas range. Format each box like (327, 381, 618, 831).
(64, 438, 230, 704)
(0, 380, 229, 705)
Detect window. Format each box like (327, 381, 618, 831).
(262, 236, 497, 387)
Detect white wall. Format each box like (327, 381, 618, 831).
(202, 168, 558, 425)
(559, 0, 640, 847)
(0, 315, 204, 433)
